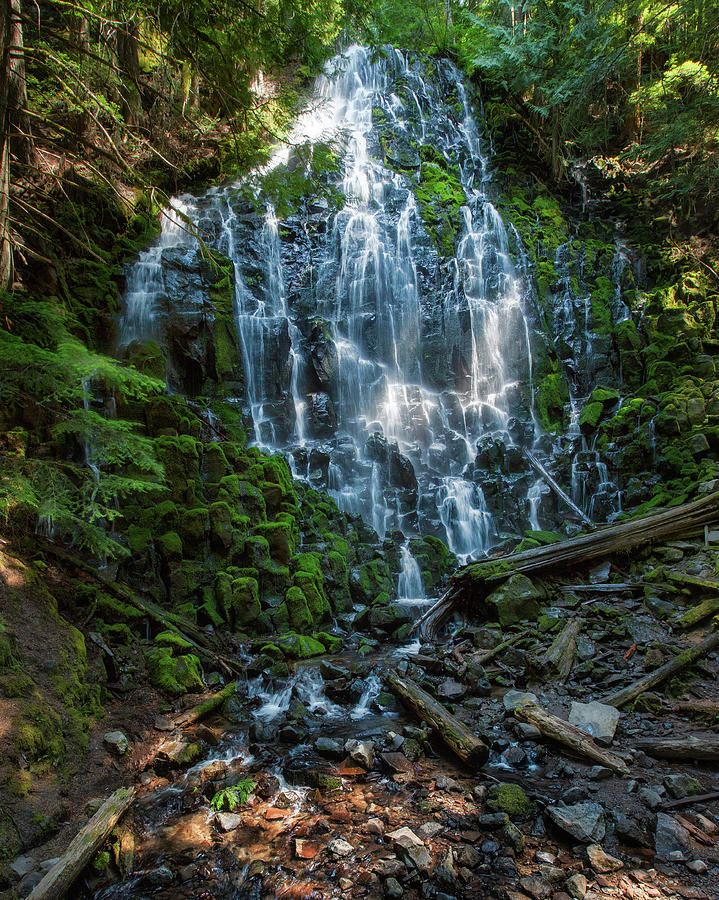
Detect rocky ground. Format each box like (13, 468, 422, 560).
(4, 533, 719, 900)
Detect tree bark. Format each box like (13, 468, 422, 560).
(386, 672, 489, 768)
(542, 618, 582, 682)
(0, 0, 12, 291)
(636, 735, 719, 761)
(8, 0, 32, 164)
(27, 787, 135, 900)
(514, 704, 629, 775)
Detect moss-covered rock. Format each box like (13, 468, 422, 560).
(284, 586, 313, 632)
(275, 632, 326, 659)
(487, 782, 534, 817)
(254, 520, 298, 564)
(483, 574, 542, 626)
(145, 647, 204, 695)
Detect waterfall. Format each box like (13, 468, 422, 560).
(120, 45, 550, 557)
(398, 542, 425, 601)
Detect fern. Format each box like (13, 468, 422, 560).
(209, 779, 256, 812)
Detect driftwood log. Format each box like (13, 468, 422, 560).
(425, 491, 719, 632)
(602, 630, 719, 708)
(174, 681, 237, 728)
(386, 672, 488, 767)
(28, 786, 136, 900)
(514, 705, 629, 775)
(471, 629, 530, 666)
(542, 619, 582, 682)
(676, 597, 719, 629)
(636, 735, 719, 761)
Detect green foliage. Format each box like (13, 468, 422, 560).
(210, 778, 255, 811)
(0, 325, 164, 558)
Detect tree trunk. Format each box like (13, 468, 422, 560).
(8, 0, 32, 164)
(27, 787, 135, 899)
(116, 11, 141, 125)
(514, 704, 629, 775)
(0, 0, 12, 291)
(602, 630, 719, 708)
(636, 736, 719, 761)
(386, 671, 489, 768)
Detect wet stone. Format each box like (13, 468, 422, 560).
(214, 812, 242, 832)
(566, 873, 588, 899)
(664, 774, 701, 799)
(384, 877, 403, 898)
(586, 843, 623, 873)
(655, 813, 692, 860)
(686, 860, 708, 874)
(10, 857, 36, 879)
(315, 736, 344, 759)
(547, 802, 605, 843)
(503, 690, 538, 711)
(638, 787, 663, 810)
(519, 876, 553, 899)
(103, 730, 129, 755)
(329, 838, 354, 857)
(568, 701, 620, 745)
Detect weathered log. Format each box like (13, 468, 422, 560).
(602, 630, 719, 708)
(471, 629, 531, 666)
(542, 619, 582, 682)
(671, 700, 719, 719)
(28, 786, 136, 900)
(514, 704, 629, 776)
(662, 790, 719, 811)
(442, 491, 719, 628)
(386, 672, 488, 768)
(675, 597, 719, 629)
(559, 583, 640, 593)
(636, 735, 719, 761)
(666, 570, 719, 594)
(174, 681, 237, 728)
(524, 449, 594, 528)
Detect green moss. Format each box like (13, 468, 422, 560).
(313, 631, 342, 653)
(274, 632, 326, 659)
(413, 159, 466, 256)
(535, 370, 569, 433)
(284, 586, 313, 632)
(487, 782, 534, 817)
(254, 520, 298, 564)
(145, 647, 204, 695)
(155, 630, 193, 651)
(157, 530, 183, 560)
(579, 400, 604, 430)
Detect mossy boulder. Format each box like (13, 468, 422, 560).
(409, 535, 457, 592)
(254, 520, 298, 564)
(154, 435, 201, 503)
(275, 632, 326, 659)
(179, 506, 209, 549)
(145, 396, 180, 436)
(145, 647, 204, 695)
(351, 558, 394, 604)
(483, 574, 542, 626)
(285, 586, 313, 632)
(157, 531, 183, 562)
(536, 371, 569, 433)
(487, 782, 534, 818)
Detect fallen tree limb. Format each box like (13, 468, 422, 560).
(436, 491, 719, 632)
(28, 786, 136, 900)
(514, 704, 629, 776)
(635, 735, 719, 761)
(666, 571, 719, 594)
(524, 449, 594, 528)
(670, 700, 719, 719)
(559, 583, 640, 593)
(174, 681, 237, 728)
(602, 631, 719, 708)
(542, 619, 582, 682)
(386, 672, 488, 768)
(472, 629, 531, 666)
(675, 597, 719, 629)
(661, 791, 719, 810)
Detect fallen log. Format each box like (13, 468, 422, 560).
(675, 597, 719, 629)
(666, 571, 719, 594)
(514, 704, 629, 776)
(602, 631, 719, 708)
(435, 491, 719, 631)
(524, 449, 594, 528)
(173, 681, 237, 728)
(670, 700, 719, 719)
(28, 786, 136, 900)
(661, 790, 719, 811)
(542, 619, 582, 682)
(472, 629, 531, 666)
(559, 583, 640, 593)
(635, 735, 719, 761)
(386, 671, 488, 768)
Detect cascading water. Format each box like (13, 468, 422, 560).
(119, 45, 587, 560)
